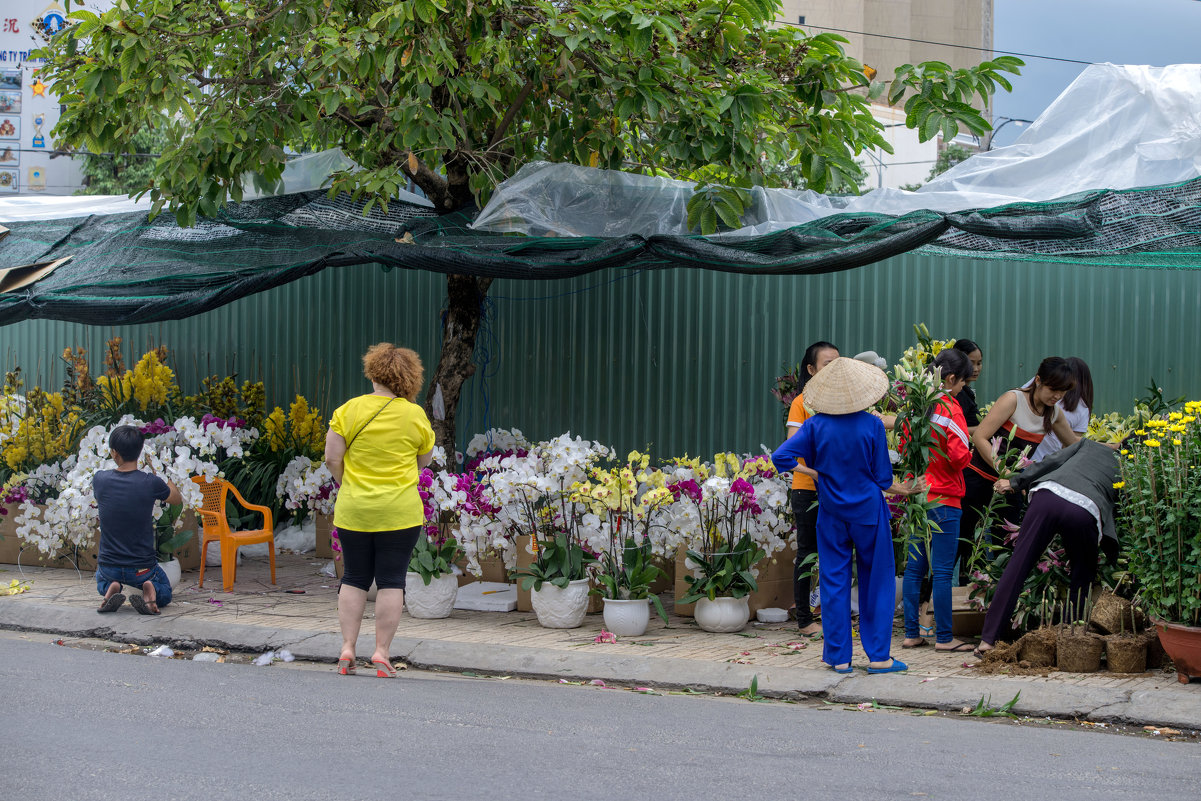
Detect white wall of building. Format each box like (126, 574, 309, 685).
(0, 1, 95, 195)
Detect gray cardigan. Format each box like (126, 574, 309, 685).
(1009, 439, 1121, 543)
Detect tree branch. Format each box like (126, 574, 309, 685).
(487, 76, 537, 149)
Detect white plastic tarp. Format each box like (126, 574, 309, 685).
(469, 64, 1201, 238)
(0, 148, 433, 223)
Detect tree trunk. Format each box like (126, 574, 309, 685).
(424, 273, 493, 458)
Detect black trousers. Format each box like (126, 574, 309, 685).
(791, 489, 820, 627)
(338, 525, 421, 592)
(980, 491, 1100, 645)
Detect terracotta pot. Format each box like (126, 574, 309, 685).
(1153, 619, 1201, 684)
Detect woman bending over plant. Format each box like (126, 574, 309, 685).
(959, 357, 1079, 583)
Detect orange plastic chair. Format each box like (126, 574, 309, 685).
(191, 476, 276, 592)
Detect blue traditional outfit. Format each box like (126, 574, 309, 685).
(771, 411, 896, 669)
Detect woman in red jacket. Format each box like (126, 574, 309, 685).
(901, 349, 976, 652)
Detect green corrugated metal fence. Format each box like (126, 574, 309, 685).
(3, 252, 1199, 459)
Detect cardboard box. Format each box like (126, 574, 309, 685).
(30, 542, 98, 571)
(314, 513, 334, 559)
(0, 512, 19, 565)
(951, 585, 986, 637)
(456, 552, 512, 587)
(674, 544, 796, 618)
(649, 554, 674, 594)
(0, 505, 97, 569)
(173, 512, 202, 571)
(674, 546, 698, 617)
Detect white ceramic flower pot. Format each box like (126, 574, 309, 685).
(404, 572, 459, 619)
(602, 597, 651, 637)
(694, 596, 750, 633)
(160, 558, 182, 589)
(530, 578, 591, 629)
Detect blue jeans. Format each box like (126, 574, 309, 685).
(903, 505, 961, 643)
(95, 564, 173, 607)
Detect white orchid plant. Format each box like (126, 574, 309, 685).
(11, 415, 254, 558)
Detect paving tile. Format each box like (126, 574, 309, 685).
(0, 556, 1180, 696)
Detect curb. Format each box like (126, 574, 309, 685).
(2, 602, 1197, 730)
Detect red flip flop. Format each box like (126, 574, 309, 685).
(372, 658, 397, 678)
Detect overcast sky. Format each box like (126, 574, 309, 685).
(992, 0, 1201, 146)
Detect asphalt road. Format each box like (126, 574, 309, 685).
(1, 637, 1197, 801)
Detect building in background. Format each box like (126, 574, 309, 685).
(0, 1, 94, 196)
(777, 1, 994, 189)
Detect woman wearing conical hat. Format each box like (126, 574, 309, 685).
(771, 357, 922, 675)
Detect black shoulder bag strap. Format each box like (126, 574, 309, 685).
(345, 397, 396, 452)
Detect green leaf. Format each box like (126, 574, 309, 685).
(919, 113, 941, 142)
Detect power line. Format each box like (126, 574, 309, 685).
(0, 148, 160, 157)
(778, 19, 1096, 66)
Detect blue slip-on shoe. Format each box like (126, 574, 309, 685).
(829, 664, 855, 674)
(865, 659, 908, 675)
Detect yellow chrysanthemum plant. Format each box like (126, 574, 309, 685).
(1117, 400, 1201, 628)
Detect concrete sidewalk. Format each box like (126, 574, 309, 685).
(1, 554, 1197, 729)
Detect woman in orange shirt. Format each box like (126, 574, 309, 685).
(785, 340, 839, 636)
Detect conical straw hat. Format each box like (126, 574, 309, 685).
(802, 356, 889, 414)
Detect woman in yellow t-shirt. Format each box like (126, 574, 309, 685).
(785, 340, 839, 637)
(325, 343, 436, 678)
